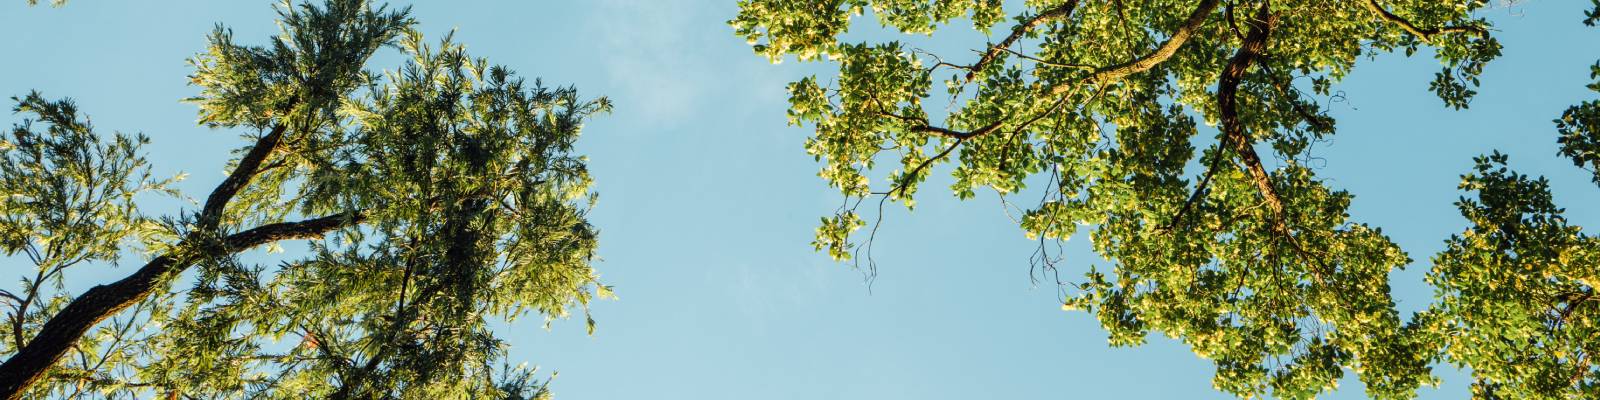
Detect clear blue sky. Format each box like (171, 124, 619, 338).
(3, 1, 1599, 399)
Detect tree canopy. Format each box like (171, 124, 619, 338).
(733, 0, 1599, 398)
(0, 0, 609, 398)
(4, 0, 1599, 398)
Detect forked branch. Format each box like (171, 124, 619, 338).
(1362, 0, 1488, 43)
(967, 0, 1082, 81)
(1214, 4, 1333, 279)
(1053, 0, 1222, 95)
(0, 212, 362, 398)
(1217, 4, 1283, 228)
(0, 107, 368, 398)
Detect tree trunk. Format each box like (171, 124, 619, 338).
(0, 214, 359, 398)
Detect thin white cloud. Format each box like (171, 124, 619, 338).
(584, 0, 715, 127)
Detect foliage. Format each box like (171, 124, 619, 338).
(1557, 60, 1600, 185)
(733, 0, 1514, 398)
(0, 93, 179, 399)
(1420, 153, 1599, 399)
(1416, 4, 1600, 397)
(0, 0, 609, 398)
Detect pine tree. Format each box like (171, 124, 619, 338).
(0, 1, 610, 398)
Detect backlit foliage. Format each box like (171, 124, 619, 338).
(2, 1, 608, 398)
(733, 0, 1522, 398)
(1418, 4, 1600, 397)
(1422, 153, 1599, 399)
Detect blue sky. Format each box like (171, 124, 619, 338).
(3, 1, 1599, 399)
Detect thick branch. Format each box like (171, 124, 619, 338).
(222, 213, 363, 248)
(0, 105, 304, 397)
(1053, 0, 1222, 95)
(1362, 0, 1487, 43)
(1166, 3, 1276, 235)
(0, 212, 360, 398)
(966, 0, 1081, 81)
(1217, 3, 1282, 228)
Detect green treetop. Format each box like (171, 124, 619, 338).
(1413, 6, 1600, 397)
(730, 0, 1596, 398)
(0, 1, 610, 398)
(1422, 152, 1599, 399)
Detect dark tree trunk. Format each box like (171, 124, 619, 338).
(0, 214, 359, 399)
(0, 124, 366, 399)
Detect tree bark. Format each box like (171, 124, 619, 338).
(1216, 3, 1281, 228)
(0, 122, 362, 398)
(1059, 0, 1222, 95)
(0, 213, 361, 398)
(966, 0, 1081, 81)
(1362, 0, 1487, 43)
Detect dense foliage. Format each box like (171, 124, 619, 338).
(1417, 7, 1600, 397)
(0, 0, 609, 398)
(734, 0, 1596, 398)
(7, 0, 1598, 398)
(1421, 152, 1599, 399)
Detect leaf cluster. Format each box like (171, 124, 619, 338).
(731, 0, 1540, 398)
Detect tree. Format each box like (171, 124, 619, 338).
(727, 0, 1594, 398)
(1422, 152, 1599, 399)
(1411, 5, 1600, 398)
(0, 0, 611, 398)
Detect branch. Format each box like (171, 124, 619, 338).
(966, 0, 1081, 81)
(0, 92, 314, 397)
(1261, 64, 1335, 132)
(1214, 4, 1334, 281)
(1362, 0, 1488, 43)
(917, 0, 1219, 167)
(1053, 0, 1222, 95)
(1217, 5, 1282, 227)
(1166, 1, 1273, 235)
(331, 202, 486, 399)
(995, 46, 1097, 70)
(0, 211, 363, 399)
(880, 111, 1004, 140)
(223, 213, 362, 249)
(198, 124, 286, 231)
(887, 138, 966, 198)
(913, 122, 1002, 139)
(1167, 142, 1230, 233)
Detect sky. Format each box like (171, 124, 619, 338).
(2, 1, 1599, 399)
